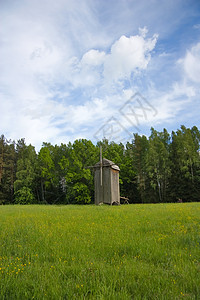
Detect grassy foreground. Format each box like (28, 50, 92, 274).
(0, 203, 200, 300)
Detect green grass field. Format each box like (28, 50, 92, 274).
(0, 203, 200, 299)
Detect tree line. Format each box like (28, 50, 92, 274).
(0, 125, 200, 205)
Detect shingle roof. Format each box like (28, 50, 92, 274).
(94, 158, 120, 171)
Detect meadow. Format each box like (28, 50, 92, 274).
(0, 203, 199, 300)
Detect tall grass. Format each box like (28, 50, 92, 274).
(0, 203, 199, 299)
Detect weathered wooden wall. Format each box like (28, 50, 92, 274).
(94, 158, 120, 205)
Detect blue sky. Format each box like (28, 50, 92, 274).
(0, 0, 200, 149)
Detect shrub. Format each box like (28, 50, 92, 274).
(14, 187, 35, 204)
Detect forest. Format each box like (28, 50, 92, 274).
(0, 125, 200, 205)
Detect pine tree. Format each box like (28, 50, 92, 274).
(14, 140, 38, 204)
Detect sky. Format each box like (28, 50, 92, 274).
(1, 0, 200, 150)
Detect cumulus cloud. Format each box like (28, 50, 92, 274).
(66, 28, 158, 88)
(81, 50, 106, 66)
(103, 30, 158, 83)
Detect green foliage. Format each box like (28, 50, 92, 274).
(0, 135, 16, 204)
(14, 187, 35, 204)
(146, 128, 171, 202)
(14, 141, 38, 204)
(71, 182, 91, 204)
(132, 134, 149, 203)
(169, 126, 200, 201)
(65, 139, 98, 204)
(0, 125, 200, 204)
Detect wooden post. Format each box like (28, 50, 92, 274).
(100, 145, 102, 186)
(99, 145, 103, 204)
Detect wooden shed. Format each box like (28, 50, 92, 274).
(93, 158, 120, 205)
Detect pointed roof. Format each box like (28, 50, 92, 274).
(94, 158, 120, 171)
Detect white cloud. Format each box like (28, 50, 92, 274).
(153, 85, 193, 123)
(103, 31, 158, 83)
(81, 50, 106, 66)
(116, 83, 193, 131)
(182, 43, 200, 83)
(0, 0, 199, 149)
(65, 29, 158, 88)
(139, 26, 148, 38)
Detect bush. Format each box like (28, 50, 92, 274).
(67, 183, 92, 204)
(14, 187, 35, 204)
